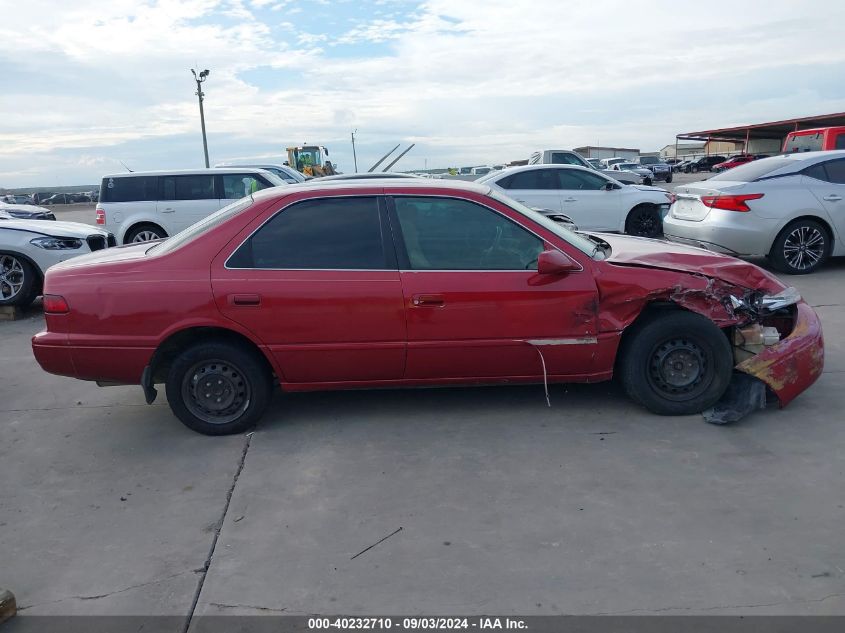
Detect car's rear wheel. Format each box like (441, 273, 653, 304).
(625, 204, 662, 238)
(665, 173, 673, 183)
(619, 311, 733, 416)
(643, 177, 653, 186)
(0, 253, 37, 307)
(165, 341, 273, 435)
(125, 224, 167, 244)
(769, 219, 830, 275)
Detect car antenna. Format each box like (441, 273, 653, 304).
(119, 160, 134, 173)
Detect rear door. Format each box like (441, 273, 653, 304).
(558, 169, 622, 231)
(212, 195, 406, 383)
(493, 169, 562, 212)
(805, 158, 845, 245)
(388, 194, 599, 380)
(158, 174, 220, 233)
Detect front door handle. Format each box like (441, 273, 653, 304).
(160, 207, 176, 213)
(230, 294, 261, 306)
(563, 197, 577, 202)
(823, 195, 842, 202)
(412, 294, 445, 307)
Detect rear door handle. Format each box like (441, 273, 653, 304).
(823, 195, 842, 202)
(230, 294, 261, 306)
(563, 197, 577, 202)
(160, 207, 176, 213)
(412, 294, 445, 307)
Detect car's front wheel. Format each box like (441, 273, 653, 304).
(165, 340, 273, 435)
(769, 219, 830, 275)
(665, 173, 673, 183)
(0, 253, 37, 307)
(618, 311, 733, 416)
(625, 204, 662, 238)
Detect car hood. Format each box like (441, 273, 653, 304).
(629, 184, 669, 193)
(0, 218, 106, 238)
(595, 232, 785, 292)
(0, 202, 51, 214)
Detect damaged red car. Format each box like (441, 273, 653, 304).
(32, 181, 823, 435)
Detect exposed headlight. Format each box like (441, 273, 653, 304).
(759, 287, 801, 311)
(30, 236, 84, 250)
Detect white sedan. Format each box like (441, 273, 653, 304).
(477, 165, 674, 237)
(0, 211, 114, 307)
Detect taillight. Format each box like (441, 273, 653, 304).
(700, 193, 764, 212)
(43, 294, 70, 314)
(665, 192, 677, 205)
(95, 207, 105, 225)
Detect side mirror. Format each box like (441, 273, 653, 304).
(604, 181, 615, 191)
(537, 249, 581, 275)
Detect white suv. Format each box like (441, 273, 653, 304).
(96, 168, 285, 244)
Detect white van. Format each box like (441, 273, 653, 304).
(97, 168, 284, 244)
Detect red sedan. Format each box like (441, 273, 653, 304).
(712, 155, 756, 172)
(32, 181, 823, 435)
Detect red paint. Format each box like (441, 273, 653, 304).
(31, 183, 823, 410)
(712, 155, 755, 171)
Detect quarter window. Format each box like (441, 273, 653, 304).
(227, 196, 386, 269)
(822, 159, 845, 184)
(393, 197, 544, 270)
(100, 176, 157, 203)
(160, 175, 215, 201)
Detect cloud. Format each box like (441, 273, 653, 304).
(1, 0, 845, 186)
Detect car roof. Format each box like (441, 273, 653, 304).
(248, 178, 492, 202)
(478, 163, 599, 180)
(316, 173, 422, 181)
(101, 168, 276, 178)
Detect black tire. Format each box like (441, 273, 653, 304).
(644, 177, 653, 186)
(0, 253, 37, 307)
(625, 204, 662, 238)
(124, 223, 167, 245)
(665, 173, 673, 184)
(769, 219, 831, 275)
(165, 341, 273, 435)
(618, 311, 733, 416)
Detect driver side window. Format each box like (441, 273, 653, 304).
(393, 197, 544, 271)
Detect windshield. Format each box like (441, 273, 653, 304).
(489, 190, 600, 258)
(708, 157, 795, 182)
(638, 156, 660, 164)
(149, 197, 254, 256)
(784, 133, 823, 153)
(618, 164, 640, 170)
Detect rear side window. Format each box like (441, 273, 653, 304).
(807, 159, 845, 185)
(100, 176, 157, 203)
(160, 175, 215, 201)
(835, 134, 845, 150)
(227, 196, 386, 269)
(709, 157, 795, 182)
(558, 170, 607, 190)
(497, 169, 559, 190)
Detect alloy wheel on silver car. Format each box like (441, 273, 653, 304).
(0, 254, 25, 301)
(131, 230, 163, 243)
(782, 225, 825, 272)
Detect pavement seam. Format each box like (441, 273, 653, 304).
(209, 601, 287, 613)
(16, 570, 194, 611)
(182, 431, 254, 633)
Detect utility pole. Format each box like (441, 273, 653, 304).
(190, 68, 211, 168)
(351, 129, 358, 173)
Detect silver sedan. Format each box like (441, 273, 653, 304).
(663, 151, 845, 274)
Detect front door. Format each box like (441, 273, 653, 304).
(212, 195, 406, 384)
(558, 169, 623, 232)
(805, 158, 845, 246)
(388, 195, 599, 381)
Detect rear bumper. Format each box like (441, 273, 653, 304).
(735, 301, 824, 407)
(32, 331, 151, 384)
(663, 210, 776, 256)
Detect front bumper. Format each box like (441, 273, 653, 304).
(735, 301, 824, 407)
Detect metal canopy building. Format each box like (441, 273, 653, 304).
(675, 112, 845, 157)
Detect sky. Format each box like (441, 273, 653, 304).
(1, 0, 845, 187)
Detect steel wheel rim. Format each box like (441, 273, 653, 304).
(0, 255, 25, 301)
(182, 358, 251, 425)
(783, 226, 825, 271)
(132, 230, 161, 243)
(647, 337, 712, 402)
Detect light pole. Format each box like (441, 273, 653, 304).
(351, 129, 358, 173)
(190, 68, 211, 168)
